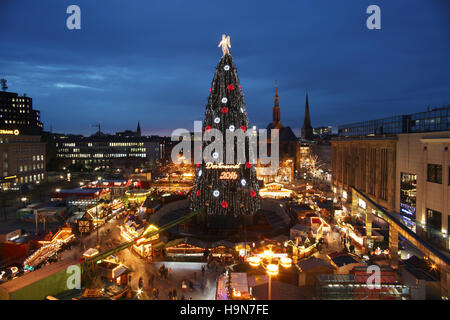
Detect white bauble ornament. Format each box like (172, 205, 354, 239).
(212, 152, 219, 159)
(213, 190, 220, 197)
(229, 125, 235, 132)
(198, 170, 202, 177)
(224, 65, 230, 71)
(214, 117, 220, 124)
(221, 97, 228, 104)
(241, 179, 247, 186)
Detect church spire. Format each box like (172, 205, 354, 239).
(272, 80, 281, 126)
(301, 90, 313, 140)
(136, 121, 141, 137)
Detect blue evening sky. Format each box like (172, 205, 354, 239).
(1, 0, 449, 136)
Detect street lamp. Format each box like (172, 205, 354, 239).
(247, 248, 292, 300)
(21, 197, 28, 208)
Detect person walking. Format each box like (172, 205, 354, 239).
(173, 289, 177, 300)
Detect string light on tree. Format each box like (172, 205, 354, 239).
(190, 35, 260, 217)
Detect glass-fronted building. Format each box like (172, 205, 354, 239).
(338, 106, 450, 137)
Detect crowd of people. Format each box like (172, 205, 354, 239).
(139, 258, 232, 300)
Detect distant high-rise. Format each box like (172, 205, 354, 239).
(301, 92, 313, 140)
(0, 89, 43, 135)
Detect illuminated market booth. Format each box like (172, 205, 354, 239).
(89, 179, 130, 197)
(96, 256, 130, 286)
(125, 189, 150, 205)
(259, 182, 294, 199)
(23, 227, 75, 271)
(74, 201, 109, 234)
(51, 187, 111, 209)
(210, 240, 236, 260)
(119, 216, 159, 259)
(164, 237, 207, 258)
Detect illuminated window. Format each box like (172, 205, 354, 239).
(427, 164, 442, 184)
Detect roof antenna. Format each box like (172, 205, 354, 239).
(0, 79, 7, 91)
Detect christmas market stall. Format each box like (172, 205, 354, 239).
(164, 237, 207, 259)
(119, 215, 159, 259)
(210, 240, 236, 261)
(259, 182, 294, 199)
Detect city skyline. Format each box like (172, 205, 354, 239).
(1, 0, 449, 136)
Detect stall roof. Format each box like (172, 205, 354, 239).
(210, 240, 235, 249)
(165, 237, 207, 249)
(297, 257, 335, 272)
(329, 253, 360, 267)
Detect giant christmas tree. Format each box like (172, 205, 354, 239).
(190, 35, 261, 219)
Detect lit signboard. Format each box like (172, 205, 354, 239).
(0, 129, 19, 135)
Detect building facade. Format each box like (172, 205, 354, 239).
(332, 136, 397, 211)
(396, 131, 450, 243)
(332, 106, 450, 266)
(54, 133, 160, 170)
(0, 133, 46, 188)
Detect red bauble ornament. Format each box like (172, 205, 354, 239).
(221, 201, 228, 208)
(221, 107, 228, 114)
(205, 126, 212, 131)
(196, 190, 201, 197)
(196, 163, 201, 168)
(227, 84, 235, 91)
(250, 190, 257, 197)
(245, 161, 252, 169)
(241, 125, 247, 132)
(210, 88, 212, 92)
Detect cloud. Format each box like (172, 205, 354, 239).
(54, 82, 103, 90)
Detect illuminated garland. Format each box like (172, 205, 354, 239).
(190, 53, 260, 217)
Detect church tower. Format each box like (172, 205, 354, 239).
(301, 92, 313, 140)
(136, 121, 141, 137)
(268, 81, 283, 130)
